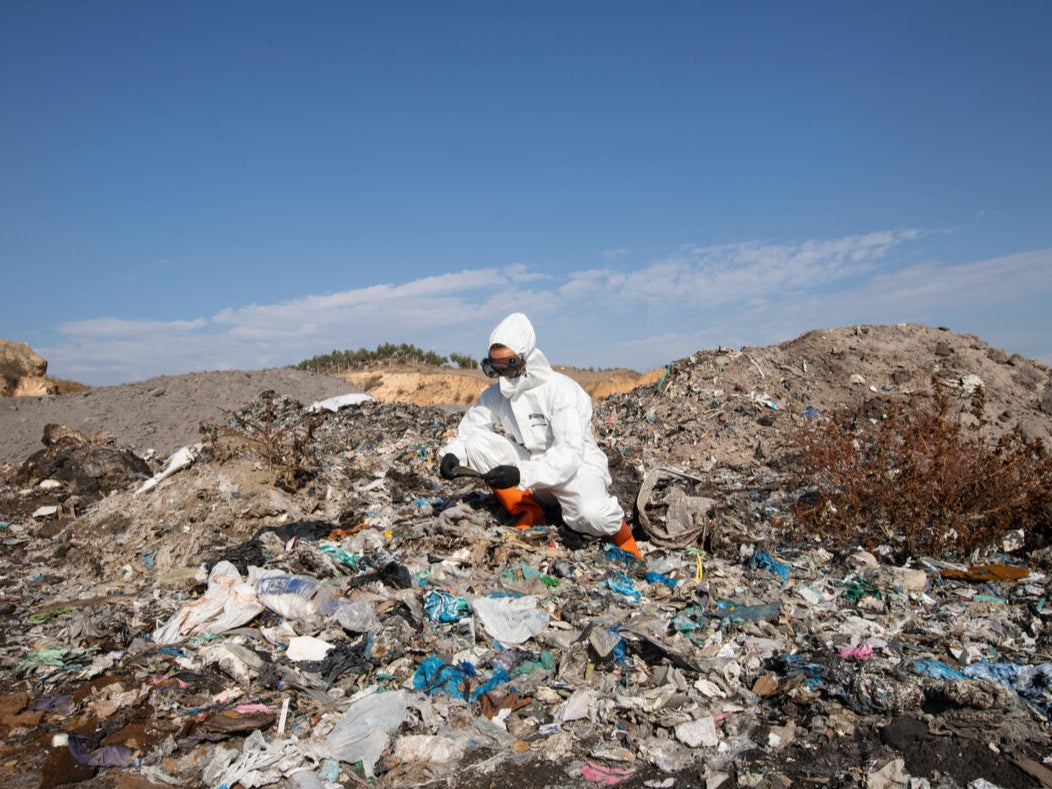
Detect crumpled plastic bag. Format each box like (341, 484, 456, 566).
(15, 647, 69, 678)
(203, 729, 306, 789)
(308, 392, 373, 412)
(254, 571, 323, 623)
(314, 689, 407, 778)
(152, 561, 263, 644)
(67, 735, 136, 767)
(390, 733, 466, 765)
(333, 598, 381, 633)
(412, 656, 510, 702)
(413, 655, 476, 697)
(424, 588, 468, 623)
(635, 467, 716, 548)
(472, 595, 549, 645)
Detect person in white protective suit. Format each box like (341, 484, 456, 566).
(438, 312, 642, 559)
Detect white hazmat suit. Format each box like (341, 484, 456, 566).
(439, 312, 624, 538)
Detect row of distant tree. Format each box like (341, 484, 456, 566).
(294, 343, 479, 373)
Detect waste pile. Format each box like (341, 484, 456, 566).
(1, 323, 1051, 789)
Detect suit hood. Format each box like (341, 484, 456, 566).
(488, 312, 552, 397)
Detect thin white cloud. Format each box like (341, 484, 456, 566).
(38, 234, 1052, 384)
(57, 317, 209, 338)
(572, 229, 924, 309)
(698, 247, 1052, 361)
(862, 249, 1050, 308)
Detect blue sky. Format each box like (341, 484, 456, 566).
(2, 2, 1050, 385)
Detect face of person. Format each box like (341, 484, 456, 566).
(482, 345, 526, 378)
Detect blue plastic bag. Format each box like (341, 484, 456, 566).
(424, 588, 467, 622)
(605, 572, 641, 603)
(749, 551, 790, 581)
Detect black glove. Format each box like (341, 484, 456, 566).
(482, 465, 520, 489)
(439, 453, 460, 480)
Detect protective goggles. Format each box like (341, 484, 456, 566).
(481, 354, 525, 378)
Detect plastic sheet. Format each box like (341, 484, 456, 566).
(749, 550, 790, 581)
(424, 588, 467, 623)
(152, 561, 264, 644)
(316, 690, 407, 778)
(909, 658, 966, 680)
(717, 601, 781, 625)
(472, 594, 549, 645)
(604, 572, 641, 603)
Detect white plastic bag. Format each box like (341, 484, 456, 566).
(333, 598, 381, 633)
(309, 392, 373, 412)
(471, 595, 549, 645)
(286, 635, 336, 662)
(152, 561, 263, 645)
(254, 570, 322, 623)
(315, 690, 407, 778)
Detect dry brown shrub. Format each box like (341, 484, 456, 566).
(200, 390, 322, 490)
(793, 376, 1052, 562)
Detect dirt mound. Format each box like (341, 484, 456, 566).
(342, 366, 487, 406)
(340, 364, 663, 406)
(0, 368, 363, 466)
(598, 322, 1052, 476)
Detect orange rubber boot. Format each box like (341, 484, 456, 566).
(604, 521, 642, 559)
(492, 488, 546, 529)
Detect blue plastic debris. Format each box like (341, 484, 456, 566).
(605, 572, 641, 603)
(603, 543, 638, 563)
(802, 406, 821, 419)
(645, 571, 678, 588)
(468, 665, 510, 701)
(909, 658, 966, 680)
(672, 605, 706, 632)
(963, 661, 1052, 719)
(749, 551, 791, 581)
(716, 601, 782, 625)
(781, 653, 826, 688)
(610, 626, 627, 667)
(412, 655, 510, 701)
(424, 589, 468, 622)
(413, 655, 476, 697)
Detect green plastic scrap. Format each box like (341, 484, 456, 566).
(513, 650, 556, 677)
(318, 542, 361, 570)
(15, 647, 69, 678)
(717, 602, 781, 626)
(972, 594, 1006, 604)
(672, 605, 706, 632)
(838, 578, 882, 602)
(28, 607, 74, 624)
(499, 564, 560, 588)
